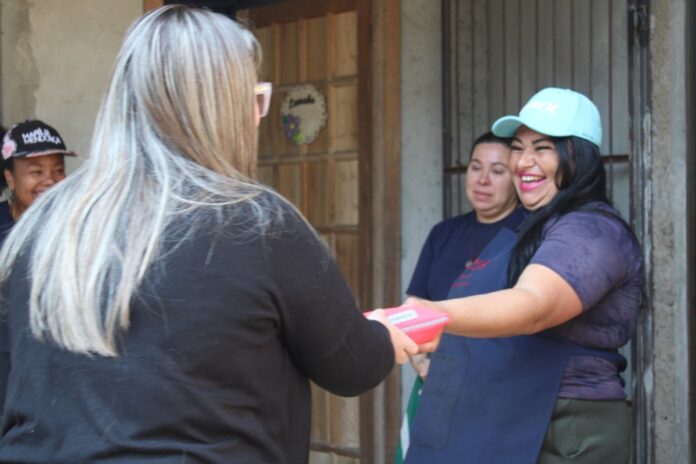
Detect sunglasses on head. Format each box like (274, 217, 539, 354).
(254, 82, 273, 118)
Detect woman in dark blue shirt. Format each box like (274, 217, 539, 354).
(395, 132, 525, 463)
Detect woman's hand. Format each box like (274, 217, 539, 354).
(410, 353, 431, 379)
(416, 330, 442, 354)
(368, 309, 419, 364)
(402, 296, 445, 353)
(403, 295, 439, 312)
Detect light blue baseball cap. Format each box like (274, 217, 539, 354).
(491, 87, 602, 147)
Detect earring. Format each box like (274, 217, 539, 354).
(7, 190, 15, 205)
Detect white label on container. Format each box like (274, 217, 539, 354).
(387, 309, 418, 325)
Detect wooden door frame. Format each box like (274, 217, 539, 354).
(627, 1, 653, 462)
(358, 0, 401, 462)
(144, 0, 403, 461)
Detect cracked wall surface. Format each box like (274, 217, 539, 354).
(0, 0, 141, 171)
(400, 0, 443, 412)
(648, 0, 691, 462)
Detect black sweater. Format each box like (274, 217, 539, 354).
(0, 199, 393, 463)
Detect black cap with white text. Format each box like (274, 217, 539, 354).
(2, 120, 76, 160)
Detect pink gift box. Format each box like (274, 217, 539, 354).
(365, 306, 450, 344)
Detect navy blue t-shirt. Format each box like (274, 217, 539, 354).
(0, 201, 14, 244)
(407, 207, 526, 300)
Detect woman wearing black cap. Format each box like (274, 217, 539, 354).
(0, 120, 75, 241)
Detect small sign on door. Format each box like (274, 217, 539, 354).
(280, 84, 328, 145)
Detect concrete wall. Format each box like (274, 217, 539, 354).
(400, 0, 442, 409)
(0, 0, 143, 171)
(647, 0, 692, 462)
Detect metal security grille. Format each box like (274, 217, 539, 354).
(440, 0, 637, 407)
(442, 0, 631, 220)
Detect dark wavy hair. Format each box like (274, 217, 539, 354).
(469, 131, 512, 159)
(507, 135, 632, 285)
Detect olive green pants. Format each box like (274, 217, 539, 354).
(537, 398, 631, 464)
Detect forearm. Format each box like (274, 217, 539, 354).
(412, 264, 583, 338)
(305, 320, 394, 397)
(432, 288, 546, 338)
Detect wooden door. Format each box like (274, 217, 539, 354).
(241, 1, 372, 462)
(146, 1, 402, 460)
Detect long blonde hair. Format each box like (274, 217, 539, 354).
(0, 5, 279, 356)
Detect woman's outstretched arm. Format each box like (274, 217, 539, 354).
(407, 264, 583, 338)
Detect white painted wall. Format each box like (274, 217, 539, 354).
(1, 0, 143, 171)
(648, 0, 692, 461)
(400, 0, 442, 411)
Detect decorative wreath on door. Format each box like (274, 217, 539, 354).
(280, 84, 328, 145)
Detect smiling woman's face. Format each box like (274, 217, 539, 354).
(509, 126, 561, 211)
(4, 153, 66, 219)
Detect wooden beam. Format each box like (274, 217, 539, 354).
(143, 0, 164, 13)
(358, 0, 402, 461)
(357, 0, 376, 459)
(247, 0, 355, 28)
(375, 1, 402, 462)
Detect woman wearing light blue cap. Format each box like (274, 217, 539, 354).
(404, 88, 643, 463)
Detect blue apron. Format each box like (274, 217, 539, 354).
(405, 228, 625, 464)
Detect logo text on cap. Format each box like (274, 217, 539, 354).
(528, 101, 559, 115)
(22, 128, 62, 146)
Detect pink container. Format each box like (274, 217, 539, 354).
(365, 306, 450, 344)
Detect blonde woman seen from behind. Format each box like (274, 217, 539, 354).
(0, 6, 417, 463)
